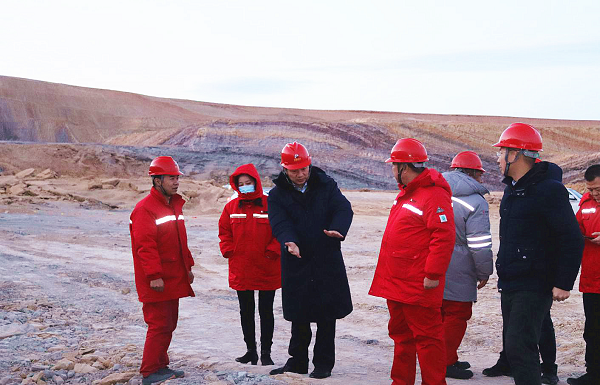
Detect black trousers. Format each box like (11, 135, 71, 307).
(583, 293, 600, 376)
(501, 290, 553, 385)
(285, 320, 336, 372)
(236, 290, 276, 352)
(495, 309, 557, 374)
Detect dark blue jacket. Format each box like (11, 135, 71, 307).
(497, 161, 583, 293)
(267, 166, 353, 321)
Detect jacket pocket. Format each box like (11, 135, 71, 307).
(388, 250, 421, 281)
(496, 247, 540, 281)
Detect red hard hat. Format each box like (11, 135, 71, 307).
(281, 142, 312, 170)
(148, 156, 183, 176)
(451, 151, 485, 172)
(386, 138, 428, 163)
(492, 123, 543, 151)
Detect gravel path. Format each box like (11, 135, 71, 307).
(0, 201, 585, 384)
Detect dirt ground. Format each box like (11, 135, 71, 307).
(0, 187, 588, 385)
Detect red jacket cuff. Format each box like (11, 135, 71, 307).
(147, 273, 162, 281)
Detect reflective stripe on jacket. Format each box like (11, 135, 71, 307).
(218, 163, 281, 291)
(576, 192, 600, 293)
(442, 171, 493, 302)
(369, 168, 455, 308)
(130, 187, 195, 303)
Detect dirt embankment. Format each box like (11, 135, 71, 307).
(3, 75, 600, 192)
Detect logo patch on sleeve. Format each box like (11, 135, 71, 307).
(439, 214, 447, 223)
(436, 207, 444, 213)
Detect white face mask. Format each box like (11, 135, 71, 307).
(239, 185, 255, 194)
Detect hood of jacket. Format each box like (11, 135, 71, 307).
(442, 170, 489, 197)
(399, 168, 452, 197)
(503, 161, 563, 188)
(229, 163, 263, 200)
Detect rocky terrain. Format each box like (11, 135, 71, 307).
(2, 75, 600, 191)
(0, 182, 589, 385)
(0, 75, 598, 384)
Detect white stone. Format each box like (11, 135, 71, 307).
(73, 363, 97, 374)
(96, 372, 137, 385)
(0, 323, 34, 339)
(51, 359, 74, 371)
(15, 168, 35, 179)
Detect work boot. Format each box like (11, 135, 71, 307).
(158, 367, 184, 378)
(309, 368, 332, 379)
(235, 349, 258, 365)
(567, 373, 599, 385)
(269, 363, 308, 375)
(482, 361, 512, 377)
(446, 363, 474, 379)
(454, 361, 471, 370)
(260, 350, 274, 366)
(142, 370, 175, 385)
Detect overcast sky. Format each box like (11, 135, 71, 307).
(2, 0, 599, 120)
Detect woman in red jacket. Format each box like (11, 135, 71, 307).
(219, 164, 281, 366)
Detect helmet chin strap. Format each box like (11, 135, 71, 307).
(504, 150, 521, 177)
(155, 176, 169, 198)
(395, 164, 405, 186)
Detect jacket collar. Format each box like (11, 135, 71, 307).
(150, 186, 183, 207)
(580, 192, 599, 207)
(398, 168, 452, 197)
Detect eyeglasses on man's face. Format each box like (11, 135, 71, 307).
(496, 148, 518, 158)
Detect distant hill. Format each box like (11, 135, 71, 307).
(1, 75, 599, 190)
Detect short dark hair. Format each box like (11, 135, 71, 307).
(235, 173, 256, 186)
(454, 167, 481, 179)
(151, 175, 163, 187)
(394, 162, 425, 173)
(584, 164, 600, 182)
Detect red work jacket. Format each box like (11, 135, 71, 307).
(130, 187, 195, 303)
(576, 192, 600, 293)
(218, 164, 281, 291)
(369, 168, 455, 308)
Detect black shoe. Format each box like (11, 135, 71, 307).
(269, 364, 308, 375)
(236, 350, 258, 365)
(446, 364, 474, 379)
(541, 372, 559, 385)
(310, 368, 332, 379)
(157, 367, 184, 378)
(454, 361, 471, 370)
(142, 370, 175, 385)
(260, 352, 274, 366)
(567, 373, 599, 385)
(483, 362, 512, 377)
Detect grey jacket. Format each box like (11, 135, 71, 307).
(442, 171, 493, 302)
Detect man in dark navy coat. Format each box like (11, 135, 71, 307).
(484, 123, 583, 385)
(267, 141, 353, 380)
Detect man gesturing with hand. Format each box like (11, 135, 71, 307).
(267, 142, 353, 380)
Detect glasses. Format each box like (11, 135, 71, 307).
(496, 148, 518, 158)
